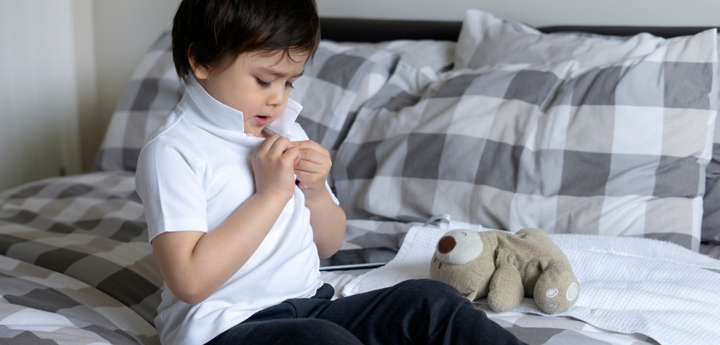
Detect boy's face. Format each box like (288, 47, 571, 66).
(192, 50, 308, 137)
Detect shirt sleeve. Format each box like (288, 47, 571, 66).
(136, 136, 208, 243)
(288, 123, 340, 206)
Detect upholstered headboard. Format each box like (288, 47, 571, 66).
(319, 17, 716, 41)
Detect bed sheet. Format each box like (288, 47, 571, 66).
(4, 171, 716, 345)
(321, 268, 659, 345)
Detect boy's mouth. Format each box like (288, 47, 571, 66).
(254, 115, 270, 126)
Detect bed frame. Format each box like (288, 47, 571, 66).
(319, 17, 717, 42)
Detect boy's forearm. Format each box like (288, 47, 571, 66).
(306, 190, 346, 258)
(153, 191, 288, 304)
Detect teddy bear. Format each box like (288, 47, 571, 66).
(429, 228, 579, 314)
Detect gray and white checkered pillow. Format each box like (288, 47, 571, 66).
(454, 9, 720, 245)
(333, 27, 718, 251)
(94, 26, 455, 173)
(701, 36, 720, 244)
(293, 39, 455, 153)
(94, 29, 184, 172)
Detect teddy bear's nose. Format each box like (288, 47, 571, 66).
(438, 236, 456, 254)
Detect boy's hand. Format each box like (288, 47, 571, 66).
(252, 135, 299, 202)
(293, 140, 332, 202)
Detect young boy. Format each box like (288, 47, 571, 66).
(136, 1, 527, 344)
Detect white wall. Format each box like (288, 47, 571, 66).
(0, 0, 82, 191)
(88, 0, 182, 172)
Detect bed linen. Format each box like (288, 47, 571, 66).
(3, 171, 700, 345)
(343, 226, 720, 345)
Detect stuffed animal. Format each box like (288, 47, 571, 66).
(429, 228, 579, 314)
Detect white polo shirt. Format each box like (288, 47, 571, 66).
(135, 77, 332, 345)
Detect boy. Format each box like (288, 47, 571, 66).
(136, 0, 527, 344)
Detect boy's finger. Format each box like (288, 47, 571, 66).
(292, 140, 322, 152)
(257, 134, 280, 153)
(268, 136, 294, 154)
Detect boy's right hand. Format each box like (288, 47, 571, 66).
(251, 135, 300, 201)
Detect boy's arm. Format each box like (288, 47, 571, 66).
(306, 189, 346, 258)
(152, 135, 300, 305)
(294, 140, 347, 258)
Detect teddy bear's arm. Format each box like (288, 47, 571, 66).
(487, 250, 525, 312)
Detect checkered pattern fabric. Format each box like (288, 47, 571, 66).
(93, 28, 456, 173)
(701, 36, 720, 244)
(294, 40, 456, 153)
(94, 30, 184, 173)
(0, 252, 158, 344)
(0, 172, 163, 325)
(333, 27, 719, 251)
(454, 9, 720, 245)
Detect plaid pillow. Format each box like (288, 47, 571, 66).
(94, 29, 184, 172)
(94, 27, 455, 173)
(701, 36, 720, 244)
(454, 9, 720, 245)
(333, 28, 718, 251)
(293, 39, 455, 153)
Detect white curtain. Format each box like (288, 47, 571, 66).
(0, 0, 82, 191)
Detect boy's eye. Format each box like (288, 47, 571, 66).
(256, 78, 270, 88)
(286, 81, 295, 89)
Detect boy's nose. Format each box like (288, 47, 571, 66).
(267, 89, 285, 106)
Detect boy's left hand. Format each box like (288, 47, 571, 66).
(293, 140, 331, 202)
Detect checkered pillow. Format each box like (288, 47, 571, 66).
(701, 36, 720, 244)
(293, 39, 455, 153)
(94, 29, 184, 172)
(454, 9, 720, 245)
(94, 27, 455, 173)
(333, 28, 718, 251)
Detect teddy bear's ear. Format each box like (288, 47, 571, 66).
(435, 230, 484, 265)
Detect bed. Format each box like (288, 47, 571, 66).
(1, 8, 720, 345)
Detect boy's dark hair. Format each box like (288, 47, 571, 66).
(172, 0, 321, 82)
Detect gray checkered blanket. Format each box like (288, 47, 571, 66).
(0, 172, 162, 344)
(0, 172, 671, 345)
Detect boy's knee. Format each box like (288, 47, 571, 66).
(395, 279, 462, 299)
(281, 319, 361, 344)
(386, 279, 470, 314)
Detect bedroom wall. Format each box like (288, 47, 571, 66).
(0, 0, 82, 191)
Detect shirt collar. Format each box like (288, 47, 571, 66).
(183, 75, 303, 137)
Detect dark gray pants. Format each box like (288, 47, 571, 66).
(206, 279, 526, 345)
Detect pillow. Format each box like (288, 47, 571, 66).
(94, 29, 184, 172)
(455, 9, 670, 71)
(702, 36, 720, 244)
(94, 27, 455, 172)
(454, 9, 720, 245)
(291, 39, 455, 153)
(332, 26, 718, 251)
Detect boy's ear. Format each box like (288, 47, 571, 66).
(189, 56, 211, 80)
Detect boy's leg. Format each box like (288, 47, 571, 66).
(204, 318, 364, 345)
(312, 279, 527, 345)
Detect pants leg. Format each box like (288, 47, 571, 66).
(311, 279, 526, 345)
(207, 280, 526, 345)
(205, 318, 364, 345)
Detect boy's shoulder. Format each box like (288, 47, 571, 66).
(139, 105, 204, 164)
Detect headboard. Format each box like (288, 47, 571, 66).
(319, 17, 717, 42)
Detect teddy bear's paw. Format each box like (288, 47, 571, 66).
(534, 270, 580, 314)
